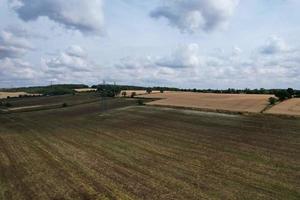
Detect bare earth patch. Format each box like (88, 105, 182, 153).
(140, 92, 273, 113)
(266, 98, 300, 116)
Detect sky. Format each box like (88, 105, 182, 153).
(0, 0, 300, 89)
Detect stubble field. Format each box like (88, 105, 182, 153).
(266, 98, 300, 116)
(0, 97, 299, 200)
(139, 92, 273, 113)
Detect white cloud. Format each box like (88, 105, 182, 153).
(45, 46, 92, 73)
(156, 43, 203, 68)
(150, 0, 239, 33)
(0, 58, 40, 85)
(0, 30, 34, 59)
(259, 35, 289, 55)
(10, 0, 105, 34)
(113, 36, 300, 88)
(41, 45, 101, 83)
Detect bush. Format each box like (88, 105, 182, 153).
(268, 97, 277, 105)
(62, 103, 68, 107)
(160, 89, 164, 93)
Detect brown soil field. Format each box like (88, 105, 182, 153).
(266, 98, 300, 116)
(139, 92, 273, 113)
(74, 88, 97, 92)
(0, 92, 40, 99)
(0, 99, 299, 200)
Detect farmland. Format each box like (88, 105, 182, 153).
(0, 95, 299, 200)
(139, 92, 273, 113)
(0, 92, 40, 99)
(266, 98, 300, 116)
(120, 90, 160, 97)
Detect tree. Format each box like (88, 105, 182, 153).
(268, 97, 277, 105)
(160, 89, 164, 93)
(131, 92, 137, 98)
(121, 91, 127, 97)
(146, 88, 152, 94)
(274, 90, 291, 101)
(287, 88, 294, 96)
(97, 85, 121, 97)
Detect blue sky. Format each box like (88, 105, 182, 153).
(0, 0, 300, 89)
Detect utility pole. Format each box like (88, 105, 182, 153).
(101, 80, 106, 112)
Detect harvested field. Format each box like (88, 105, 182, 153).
(0, 99, 299, 200)
(120, 90, 160, 97)
(0, 92, 40, 99)
(140, 92, 273, 113)
(0, 93, 101, 109)
(266, 98, 300, 116)
(74, 88, 97, 92)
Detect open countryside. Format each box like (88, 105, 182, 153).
(1, 0, 300, 199)
(0, 93, 299, 200)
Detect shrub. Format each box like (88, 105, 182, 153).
(62, 103, 68, 107)
(268, 97, 277, 105)
(160, 89, 164, 93)
(121, 91, 127, 97)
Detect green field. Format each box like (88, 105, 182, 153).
(0, 96, 299, 200)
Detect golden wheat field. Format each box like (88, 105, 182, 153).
(266, 98, 300, 116)
(0, 92, 40, 99)
(139, 92, 274, 113)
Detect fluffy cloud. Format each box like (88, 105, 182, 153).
(114, 36, 300, 88)
(41, 45, 100, 83)
(156, 44, 203, 68)
(44, 45, 92, 73)
(150, 0, 239, 33)
(0, 30, 34, 59)
(260, 36, 289, 55)
(10, 0, 104, 34)
(0, 58, 42, 87)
